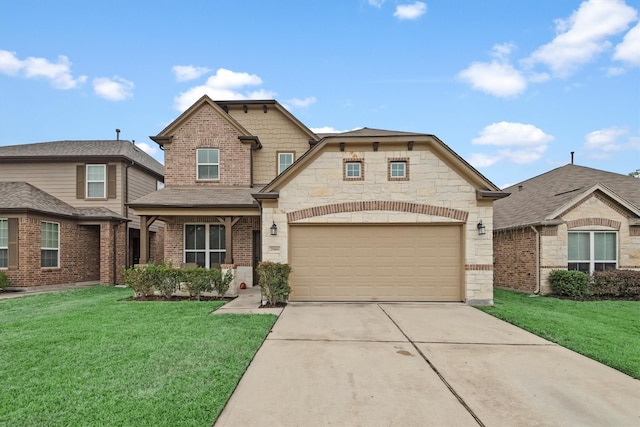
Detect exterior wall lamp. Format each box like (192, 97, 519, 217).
(477, 220, 486, 235)
(270, 221, 278, 236)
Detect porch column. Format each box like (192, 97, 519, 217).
(216, 216, 241, 265)
(139, 215, 158, 264)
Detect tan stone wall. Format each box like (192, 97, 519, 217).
(261, 146, 495, 303)
(163, 104, 251, 187)
(226, 105, 313, 185)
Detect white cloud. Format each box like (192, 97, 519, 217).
(472, 121, 554, 146)
(458, 61, 527, 97)
(284, 96, 317, 109)
(368, 0, 385, 7)
(525, 0, 638, 77)
(613, 22, 640, 65)
(393, 2, 427, 20)
(310, 126, 357, 134)
(468, 153, 501, 168)
(135, 142, 159, 156)
(584, 127, 630, 151)
(93, 76, 134, 101)
(172, 65, 211, 82)
(173, 68, 269, 111)
(0, 50, 87, 89)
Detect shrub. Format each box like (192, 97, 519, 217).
(210, 268, 234, 297)
(181, 266, 212, 300)
(256, 262, 291, 306)
(592, 270, 640, 299)
(153, 261, 183, 299)
(548, 270, 591, 298)
(123, 266, 152, 297)
(0, 271, 10, 290)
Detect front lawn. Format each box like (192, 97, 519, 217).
(0, 287, 276, 426)
(478, 289, 640, 379)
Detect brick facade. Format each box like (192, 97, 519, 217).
(493, 227, 538, 293)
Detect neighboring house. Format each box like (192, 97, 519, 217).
(131, 95, 506, 305)
(0, 140, 164, 287)
(493, 164, 640, 294)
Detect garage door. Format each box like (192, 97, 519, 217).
(289, 224, 462, 302)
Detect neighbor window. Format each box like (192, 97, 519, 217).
(568, 231, 617, 274)
(344, 160, 364, 180)
(41, 222, 59, 268)
(0, 219, 7, 269)
(197, 149, 219, 180)
(278, 152, 294, 174)
(184, 224, 226, 268)
(390, 161, 406, 178)
(86, 165, 106, 198)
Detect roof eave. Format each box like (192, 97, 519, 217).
(476, 190, 510, 200)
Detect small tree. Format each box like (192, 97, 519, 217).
(257, 262, 291, 306)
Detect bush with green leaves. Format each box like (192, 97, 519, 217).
(181, 266, 213, 300)
(123, 265, 152, 297)
(0, 271, 10, 290)
(209, 268, 234, 297)
(256, 262, 291, 306)
(548, 270, 591, 298)
(152, 261, 184, 299)
(592, 270, 640, 299)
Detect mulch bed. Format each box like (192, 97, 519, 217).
(124, 295, 237, 302)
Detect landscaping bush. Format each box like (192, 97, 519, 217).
(256, 262, 291, 306)
(592, 270, 640, 299)
(548, 270, 591, 298)
(154, 262, 183, 299)
(210, 268, 234, 297)
(0, 271, 10, 290)
(181, 266, 213, 300)
(123, 265, 152, 297)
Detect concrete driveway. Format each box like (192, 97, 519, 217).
(215, 303, 640, 427)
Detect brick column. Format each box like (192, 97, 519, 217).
(100, 222, 115, 285)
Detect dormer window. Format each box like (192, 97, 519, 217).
(197, 149, 219, 180)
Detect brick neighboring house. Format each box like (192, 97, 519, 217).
(493, 164, 640, 294)
(0, 140, 164, 287)
(131, 95, 507, 305)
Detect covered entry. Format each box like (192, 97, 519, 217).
(288, 224, 463, 302)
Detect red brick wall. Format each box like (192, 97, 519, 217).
(493, 228, 538, 293)
(163, 216, 259, 268)
(164, 104, 251, 187)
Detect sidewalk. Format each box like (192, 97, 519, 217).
(0, 281, 100, 300)
(213, 287, 284, 315)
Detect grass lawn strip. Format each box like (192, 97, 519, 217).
(478, 289, 640, 379)
(0, 286, 276, 427)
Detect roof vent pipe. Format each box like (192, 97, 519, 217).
(116, 129, 121, 141)
(571, 151, 574, 164)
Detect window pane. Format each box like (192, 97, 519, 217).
(185, 225, 206, 250)
(41, 249, 58, 268)
(391, 162, 405, 177)
(279, 153, 293, 174)
(346, 162, 361, 177)
(198, 165, 219, 180)
(0, 249, 7, 268)
(209, 225, 225, 250)
(41, 223, 59, 248)
(594, 233, 616, 261)
(568, 232, 589, 261)
(0, 219, 7, 247)
(210, 252, 225, 267)
(198, 149, 218, 164)
(87, 165, 105, 180)
(87, 182, 105, 198)
(568, 262, 590, 274)
(594, 262, 617, 272)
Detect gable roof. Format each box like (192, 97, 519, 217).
(494, 164, 640, 230)
(0, 140, 164, 178)
(258, 128, 504, 196)
(0, 182, 127, 221)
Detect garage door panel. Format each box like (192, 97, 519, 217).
(289, 224, 462, 302)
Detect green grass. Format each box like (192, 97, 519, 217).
(478, 289, 640, 379)
(0, 287, 276, 426)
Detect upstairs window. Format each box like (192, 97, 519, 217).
(278, 152, 294, 174)
(41, 221, 59, 268)
(197, 149, 219, 180)
(568, 231, 617, 274)
(344, 159, 364, 181)
(86, 165, 106, 198)
(0, 219, 7, 268)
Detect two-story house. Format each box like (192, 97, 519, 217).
(131, 96, 507, 305)
(0, 140, 164, 287)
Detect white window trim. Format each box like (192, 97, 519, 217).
(346, 161, 362, 178)
(196, 148, 220, 181)
(86, 164, 106, 199)
(0, 218, 7, 269)
(183, 224, 226, 268)
(390, 161, 406, 178)
(568, 230, 618, 274)
(41, 221, 60, 269)
(278, 152, 294, 174)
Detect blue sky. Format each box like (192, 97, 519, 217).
(1, 0, 638, 188)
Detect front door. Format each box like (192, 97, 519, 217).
(252, 230, 261, 286)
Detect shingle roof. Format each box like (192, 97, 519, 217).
(494, 164, 640, 230)
(128, 186, 262, 208)
(0, 182, 127, 220)
(328, 127, 428, 138)
(0, 140, 164, 177)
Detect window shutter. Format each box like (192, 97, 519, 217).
(8, 218, 18, 269)
(76, 165, 85, 199)
(107, 165, 117, 199)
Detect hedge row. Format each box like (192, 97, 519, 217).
(549, 269, 640, 299)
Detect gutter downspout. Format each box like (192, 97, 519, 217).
(530, 226, 540, 294)
(124, 163, 131, 268)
